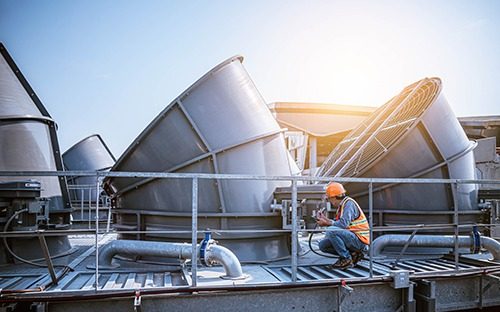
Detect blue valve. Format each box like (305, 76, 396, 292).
(471, 226, 481, 254)
(199, 230, 212, 266)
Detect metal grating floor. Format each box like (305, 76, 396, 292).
(0, 273, 48, 290)
(264, 257, 487, 283)
(50, 271, 179, 291)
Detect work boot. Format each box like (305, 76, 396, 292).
(350, 251, 363, 265)
(331, 257, 353, 270)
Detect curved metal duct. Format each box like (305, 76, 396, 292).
(63, 134, 115, 201)
(104, 56, 292, 261)
(0, 43, 71, 263)
(316, 78, 477, 226)
(0, 43, 70, 209)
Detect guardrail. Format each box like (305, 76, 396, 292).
(66, 184, 112, 230)
(1, 170, 500, 291)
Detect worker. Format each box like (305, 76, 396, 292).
(316, 182, 370, 269)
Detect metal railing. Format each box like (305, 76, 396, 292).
(0, 170, 499, 291)
(66, 184, 112, 230)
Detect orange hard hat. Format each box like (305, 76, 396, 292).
(325, 182, 346, 198)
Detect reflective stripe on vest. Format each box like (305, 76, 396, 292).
(335, 197, 370, 245)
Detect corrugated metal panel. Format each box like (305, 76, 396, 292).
(375, 258, 478, 273)
(0, 274, 47, 290)
(50, 271, 175, 291)
(264, 258, 487, 283)
(264, 261, 386, 282)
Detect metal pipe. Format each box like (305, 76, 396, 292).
(204, 245, 244, 279)
(95, 240, 244, 279)
(481, 236, 500, 260)
(371, 234, 500, 261)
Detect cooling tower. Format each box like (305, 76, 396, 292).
(0, 43, 71, 263)
(0, 43, 70, 213)
(104, 56, 292, 261)
(63, 134, 115, 201)
(317, 78, 478, 226)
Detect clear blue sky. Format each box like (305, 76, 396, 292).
(1, 0, 499, 157)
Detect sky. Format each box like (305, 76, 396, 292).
(1, 0, 499, 157)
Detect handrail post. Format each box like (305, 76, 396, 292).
(191, 177, 199, 287)
(80, 188, 84, 220)
(453, 182, 460, 270)
(291, 179, 298, 282)
(88, 185, 92, 229)
(95, 176, 101, 291)
(369, 181, 374, 278)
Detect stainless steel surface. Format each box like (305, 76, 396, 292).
(95, 179, 100, 290)
(96, 239, 244, 279)
(264, 257, 496, 283)
(0, 121, 61, 200)
(372, 234, 500, 261)
(96, 240, 193, 268)
(51, 271, 180, 291)
(317, 78, 478, 225)
(63, 134, 116, 172)
(265, 262, 385, 282)
(0, 273, 47, 290)
(205, 244, 244, 279)
(0, 49, 43, 117)
(0, 47, 67, 207)
(6, 169, 500, 185)
(104, 56, 291, 261)
(191, 177, 198, 286)
(63, 134, 115, 202)
(478, 236, 500, 260)
(0, 43, 71, 265)
(0, 171, 497, 311)
(291, 180, 298, 282)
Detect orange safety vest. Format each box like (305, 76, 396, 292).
(335, 197, 370, 245)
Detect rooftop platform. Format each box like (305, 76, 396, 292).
(1, 234, 499, 312)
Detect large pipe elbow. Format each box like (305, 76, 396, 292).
(94, 239, 245, 279)
(480, 236, 500, 261)
(371, 234, 500, 262)
(205, 244, 244, 279)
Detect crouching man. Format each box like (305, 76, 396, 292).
(316, 182, 370, 269)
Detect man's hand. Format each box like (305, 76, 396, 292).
(316, 212, 332, 227)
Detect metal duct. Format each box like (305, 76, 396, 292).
(0, 43, 71, 263)
(96, 239, 244, 279)
(63, 134, 116, 201)
(316, 78, 478, 226)
(0, 43, 70, 210)
(371, 234, 500, 261)
(104, 56, 292, 261)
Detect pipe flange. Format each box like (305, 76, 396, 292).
(200, 232, 214, 266)
(220, 273, 249, 280)
(470, 226, 481, 254)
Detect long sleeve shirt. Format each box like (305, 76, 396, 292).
(330, 198, 360, 229)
